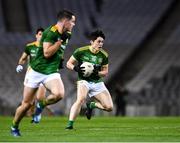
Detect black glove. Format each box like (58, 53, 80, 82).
(93, 65, 101, 76)
(73, 64, 85, 74)
(61, 31, 71, 43)
(58, 59, 64, 69)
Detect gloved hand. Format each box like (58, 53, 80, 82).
(93, 65, 101, 76)
(61, 31, 71, 43)
(73, 64, 85, 74)
(16, 65, 23, 73)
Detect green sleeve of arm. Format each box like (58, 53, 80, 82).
(24, 45, 30, 55)
(44, 31, 57, 44)
(72, 48, 80, 61)
(102, 56, 108, 65)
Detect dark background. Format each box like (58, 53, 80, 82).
(0, 0, 180, 116)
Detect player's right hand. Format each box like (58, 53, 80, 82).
(16, 65, 23, 73)
(73, 64, 85, 74)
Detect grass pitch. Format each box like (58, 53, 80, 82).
(1, 116, 180, 142)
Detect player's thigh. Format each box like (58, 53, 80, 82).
(44, 78, 64, 96)
(22, 86, 37, 104)
(95, 90, 113, 108)
(36, 84, 46, 100)
(24, 68, 44, 88)
(77, 81, 89, 102)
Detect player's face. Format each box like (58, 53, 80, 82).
(91, 37, 104, 51)
(64, 15, 76, 32)
(36, 31, 43, 42)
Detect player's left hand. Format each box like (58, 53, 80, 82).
(93, 65, 101, 76)
(16, 65, 23, 73)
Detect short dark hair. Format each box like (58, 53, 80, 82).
(57, 9, 74, 21)
(36, 27, 44, 34)
(89, 30, 105, 41)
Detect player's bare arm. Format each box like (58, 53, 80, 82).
(98, 64, 108, 77)
(66, 56, 77, 70)
(43, 22, 72, 59)
(43, 41, 62, 58)
(16, 52, 28, 73)
(18, 52, 28, 65)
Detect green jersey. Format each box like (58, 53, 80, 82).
(73, 45, 108, 83)
(31, 25, 70, 74)
(24, 41, 39, 67)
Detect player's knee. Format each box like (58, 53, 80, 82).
(76, 98, 85, 106)
(36, 96, 43, 101)
(103, 104, 113, 112)
(54, 91, 64, 100)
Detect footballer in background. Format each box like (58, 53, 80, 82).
(15, 28, 48, 117)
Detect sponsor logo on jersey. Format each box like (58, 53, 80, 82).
(91, 56, 97, 62)
(98, 58, 103, 64)
(83, 56, 89, 61)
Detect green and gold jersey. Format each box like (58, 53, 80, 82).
(25, 41, 40, 67)
(73, 45, 108, 83)
(31, 25, 70, 74)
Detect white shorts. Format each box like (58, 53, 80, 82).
(24, 68, 61, 88)
(78, 80, 109, 97)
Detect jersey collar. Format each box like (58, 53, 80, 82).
(89, 46, 100, 54)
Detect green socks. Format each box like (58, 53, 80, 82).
(67, 120, 74, 127)
(89, 102, 96, 109)
(12, 121, 19, 129)
(39, 100, 46, 108)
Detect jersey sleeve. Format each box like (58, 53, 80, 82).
(102, 55, 108, 65)
(24, 45, 30, 55)
(43, 31, 57, 44)
(72, 48, 80, 61)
